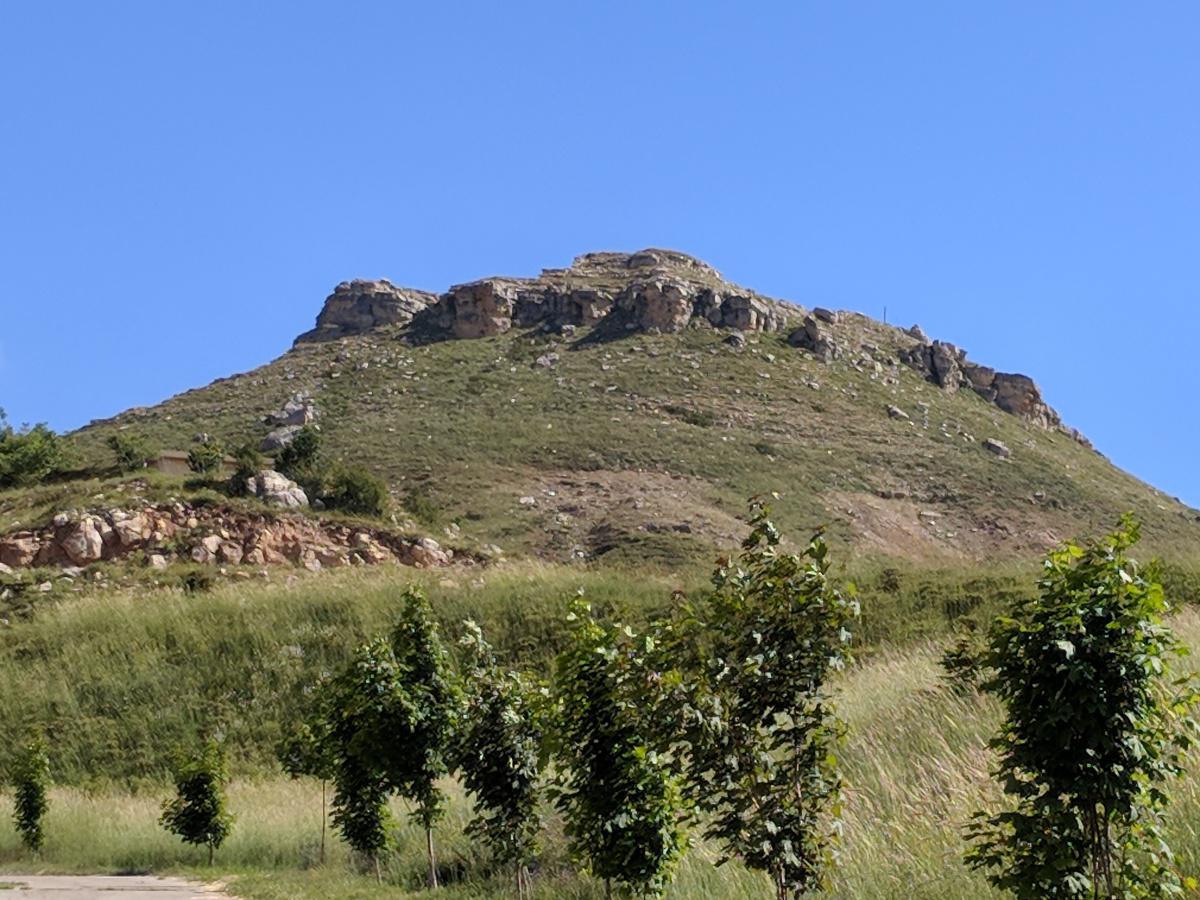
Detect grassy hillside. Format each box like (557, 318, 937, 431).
(55, 318, 1199, 568)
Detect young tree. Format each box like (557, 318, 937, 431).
(322, 637, 402, 879)
(455, 620, 544, 898)
(966, 516, 1200, 899)
(10, 732, 50, 853)
(160, 739, 234, 865)
(385, 587, 459, 889)
(551, 598, 686, 898)
(658, 499, 858, 899)
(278, 704, 336, 865)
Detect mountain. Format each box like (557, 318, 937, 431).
(32, 247, 1190, 572)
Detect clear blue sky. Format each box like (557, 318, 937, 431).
(2, 3, 1197, 507)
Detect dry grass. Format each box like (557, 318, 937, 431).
(3, 610, 1199, 899)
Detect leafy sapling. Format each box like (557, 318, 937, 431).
(657, 499, 859, 899)
(455, 620, 545, 898)
(10, 732, 51, 853)
(551, 598, 686, 898)
(387, 587, 460, 889)
(278, 704, 336, 865)
(160, 739, 234, 865)
(967, 516, 1200, 899)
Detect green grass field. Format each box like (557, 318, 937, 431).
(3, 609, 1199, 899)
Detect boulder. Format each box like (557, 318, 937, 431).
(408, 537, 450, 568)
(247, 470, 309, 508)
(266, 394, 317, 428)
(261, 425, 302, 452)
(984, 438, 1012, 458)
(59, 517, 104, 565)
(617, 280, 696, 333)
(447, 279, 519, 339)
(887, 405, 910, 421)
(929, 341, 965, 391)
(0, 534, 39, 568)
(787, 316, 841, 362)
(113, 513, 150, 548)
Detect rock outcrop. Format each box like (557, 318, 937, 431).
(296, 249, 795, 345)
(0, 504, 455, 573)
(787, 315, 843, 362)
(900, 335, 1068, 434)
(295, 279, 437, 343)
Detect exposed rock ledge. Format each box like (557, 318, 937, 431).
(295, 248, 796, 345)
(899, 336, 1090, 444)
(0, 504, 453, 573)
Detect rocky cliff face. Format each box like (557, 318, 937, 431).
(295, 248, 794, 344)
(293, 248, 1079, 437)
(295, 279, 437, 343)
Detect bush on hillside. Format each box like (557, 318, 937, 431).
(276, 426, 322, 482)
(226, 443, 264, 497)
(186, 439, 225, 476)
(0, 409, 67, 488)
(106, 433, 153, 472)
(324, 466, 389, 518)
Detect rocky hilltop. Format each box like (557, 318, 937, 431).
(297, 249, 793, 343)
(295, 248, 1076, 441)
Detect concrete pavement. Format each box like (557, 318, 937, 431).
(0, 875, 233, 898)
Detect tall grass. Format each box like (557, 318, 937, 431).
(3, 611, 1198, 899)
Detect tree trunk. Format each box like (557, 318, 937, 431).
(320, 780, 327, 866)
(605, 877, 613, 900)
(426, 826, 439, 888)
(208, 843, 214, 867)
(373, 854, 382, 884)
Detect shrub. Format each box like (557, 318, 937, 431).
(403, 486, 441, 526)
(10, 731, 50, 853)
(106, 433, 152, 472)
(186, 440, 225, 477)
(227, 443, 263, 497)
(966, 516, 1200, 898)
(160, 739, 234, 865)
(276, 426, 321, 480)
(325, 466, 389, 518)
(0, 410, 67, 488)
(940, 619, 987, 693)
